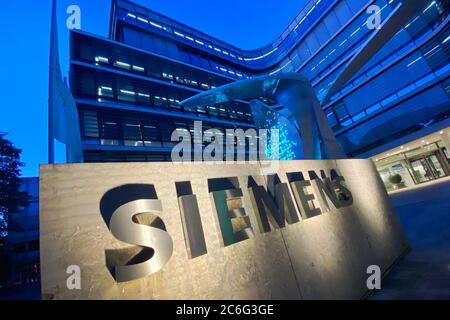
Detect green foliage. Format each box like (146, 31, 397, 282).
(0, 133, 28, 238)
(388, 174, 403, 185)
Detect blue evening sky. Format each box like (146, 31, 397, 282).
(0, 0, 308, 177)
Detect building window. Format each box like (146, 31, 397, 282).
(443, 147, 450, 160)
(118, 89, 137, 103)
(29, 240, 39, 251)
(82, 111, 99, 138)
(123, 122, 143, 147)
(100, 118, 122, 146)
(333, 102, 351, 125)
(15, 263, 40, 285)
(14, 243, 26, 253)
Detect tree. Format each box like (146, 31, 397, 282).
(0, 133, 28, 238)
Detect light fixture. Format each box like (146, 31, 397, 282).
(95, 56, 109, 63)
(132, 65, 145, 72)
(120, 89, 135, 95)
(115, 61, 130, 69)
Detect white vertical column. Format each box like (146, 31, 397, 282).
(441, 130, 450, 153)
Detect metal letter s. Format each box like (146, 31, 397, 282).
(107, 199, 173, 282)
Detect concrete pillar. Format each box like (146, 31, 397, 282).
(438, 130, 450, 175)
(441, 130, 450, 153)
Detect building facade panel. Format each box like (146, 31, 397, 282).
(70, 0, 449, 190)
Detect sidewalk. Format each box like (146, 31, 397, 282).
(369, 179, 450, 299)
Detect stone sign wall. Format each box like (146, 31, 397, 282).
(39, 160, 408, 299)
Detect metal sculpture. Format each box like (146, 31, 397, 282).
(181, 73, 347, 159)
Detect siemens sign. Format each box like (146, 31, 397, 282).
(40, 161, 408, 299)
(101, 169, 353, 283)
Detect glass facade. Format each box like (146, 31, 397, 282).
(70, 0, 450, 163)
(5, 178, 40, 286)
(372, 127, 450, 191)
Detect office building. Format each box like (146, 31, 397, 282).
(0, 178, 40, 299)
(70, 0, 450, 188)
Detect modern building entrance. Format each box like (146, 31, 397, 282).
(372, 127, 450, 191)
(409, 152, 448, 183)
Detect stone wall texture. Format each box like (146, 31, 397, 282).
(39, 160, 408, 299)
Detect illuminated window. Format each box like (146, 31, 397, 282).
(150, 21, 162, 29)
(137, 17, 148, 23)
(95, 56, 109, 64)
(98, 86, 113, 98)
(114, 61, 131, 70)
(132, 65, 145, 72)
